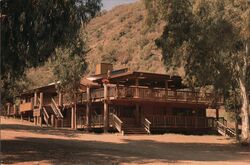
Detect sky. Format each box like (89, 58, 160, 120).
(102, 0, 137, 10)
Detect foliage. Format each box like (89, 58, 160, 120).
(145, 0, 250, 143)
(51, 36, 87, 101)
(1, 0, 102, 103)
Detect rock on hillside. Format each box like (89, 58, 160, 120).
(85, 1, 166, 74)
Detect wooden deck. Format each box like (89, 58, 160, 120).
(145, 115, 216, 130)
(81, 114, 218, 132)
(80, 86, 223, 105)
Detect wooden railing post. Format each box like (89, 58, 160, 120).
(39, 92, 43, 127)
(39, 92, 43, 110)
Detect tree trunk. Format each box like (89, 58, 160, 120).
(239, 43, 249, 145)
(239, 75, 249, 145)
(235, 110, 240, 141)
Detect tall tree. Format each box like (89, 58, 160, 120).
(145, 0, 250, 144)
(1, 0, 102, 103)
(51, 33, 87, 129)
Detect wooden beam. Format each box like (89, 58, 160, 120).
(86, 87, 91, 131)
(51, 114, 55, 127)
(34, 91, 37, 107)
(216, 108, 219, 120)
(103, 83, 109, 132)
(39, 92, 43, 110)
(71, 107, 76, 129)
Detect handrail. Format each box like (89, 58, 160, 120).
(42, 107, 49, 119)
(51, 98, 64, 118)
(110, 113, 123, 133)
(42, 107, 49, 126)
(141, 117, 151, 134)
(50, 102, 59, 116)
(217, 120, 236, 137)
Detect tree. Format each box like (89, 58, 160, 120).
(145, 0, 249, 144)
(51, 35, 86, 129)
(1, 0, 102, 103)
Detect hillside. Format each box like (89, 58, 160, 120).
(85, 1, 166, 74)
(26, 1, 170, 88)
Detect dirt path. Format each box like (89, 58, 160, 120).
(1, 117, 250, 165)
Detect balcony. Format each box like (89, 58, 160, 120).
(81, 86, 223, 105)
(19, 102, 33, 112)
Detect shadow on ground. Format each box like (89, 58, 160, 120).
(1, 122, 250, 164)
(0, 123, 82, 138)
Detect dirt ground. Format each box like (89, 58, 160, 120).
(1, 117, 250, 165)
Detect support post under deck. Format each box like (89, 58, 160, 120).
(216, 108, 219, 120)
(71, 107, 77, 130)
(86, 87, 91, 131)
(103, 83, 109, 133)
(34, 116, 37, 125)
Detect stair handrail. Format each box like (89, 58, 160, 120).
(51, 98, 63, 118)
(110, 113, 123, 133)
(42, 107, 49, 119)
(50, 102, 59, 117)
(42, 107, 49, 126)
(217, 120, 236, 137)
(142, 117, 151, 134)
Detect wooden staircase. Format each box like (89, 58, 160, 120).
(216, 119, 236, 137)
(41, 107, 50, 126)
(121, 117, 148, 135)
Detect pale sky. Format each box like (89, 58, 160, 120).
(102, 0, 137, 10)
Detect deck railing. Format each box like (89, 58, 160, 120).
(19, 102, 33, 112)
(82, 115, 104, 127)
(91, 88, 105, 100)
(146, 115, 214, 129)
(83, 86, 222, 104)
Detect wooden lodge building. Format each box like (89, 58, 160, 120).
(5, 63, 227, 135)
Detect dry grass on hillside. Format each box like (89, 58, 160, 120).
(85, 1, 167, 74)
(25, 1, 184, 89)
